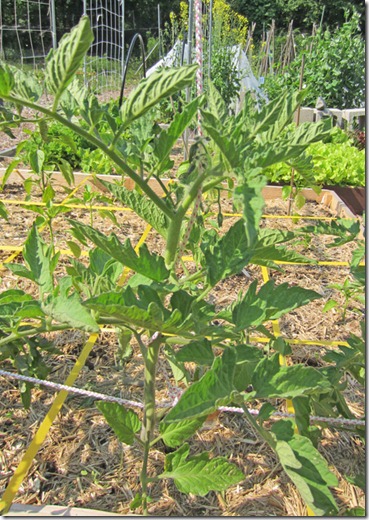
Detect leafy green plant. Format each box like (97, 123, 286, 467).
(263, 10, 365, 109)
(0, 17, 363, 516)
(264, 127, 365, 187)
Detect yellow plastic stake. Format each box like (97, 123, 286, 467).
(0, 217, 152, 514)
(0, 175, 93, 271)
(260, 265, 316, 516)
(0, 332, 99, 514)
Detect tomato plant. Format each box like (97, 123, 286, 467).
(0, 17, 364, 516)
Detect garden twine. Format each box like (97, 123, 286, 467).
(0, 368, 364, 428)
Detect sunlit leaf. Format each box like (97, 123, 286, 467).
(159, 443, 244, 495)
(96, 401, 141, 445)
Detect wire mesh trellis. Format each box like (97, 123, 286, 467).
(0, 0, 56, 67)
(83, 0, 124, 92)
(0, 0, 126, 93)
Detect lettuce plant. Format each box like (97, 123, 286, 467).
(0, 17, 364, 516)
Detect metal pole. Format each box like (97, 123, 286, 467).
(184, 0, 195, 159)
(157, 4, 161, 59)
(82, 0, 87, 86)
(122, 0, 125, 80)
(50, 0, 57, 49)
(208, 0, 213, 79)
(195, 0, 203, 135)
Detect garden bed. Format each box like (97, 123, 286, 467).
(0, 173, 365, 516)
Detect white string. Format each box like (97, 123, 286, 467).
(0, 368, 364, 428)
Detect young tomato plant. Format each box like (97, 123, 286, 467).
(0, 17, 363, 516)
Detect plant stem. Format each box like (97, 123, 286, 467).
(164, 171, 207, 270)
(0, 323, 73, 348)
(137, 332, 162, 515)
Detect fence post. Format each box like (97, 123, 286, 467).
(50, 0, 57, 49)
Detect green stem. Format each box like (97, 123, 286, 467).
(4, 94, 175, 221)
(0, 323, 73, 348)
(137, 332, 162, 515)
(164, 171, 207, 270)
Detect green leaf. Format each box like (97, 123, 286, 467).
(202, 219, 253, 286)
(233, 179, 266, 249)
(84, 288, 186, 334)
(68, 219, 169, 282)
(59, 158, 75, 186)
(29, 150, 45, 175)
(22, 225, 54, 296)
(344, 507, 366, 516)
(96, 401, 141, 445)
(163, 348, 237, 422)
(233, 344, 264, 392)
(323, 300, 338, 312)
(95, 178, 168, 237)
(299, 218, 360, 248)
(232, 280, 321, 329)
(160, 417, 206, 448)
(66, 240, 81, 258)
(271, 420, 338, 516)
(153, 96, 204, 174)
(0, 201, 8, 220)
(250, 243, 316, 269)
(42, 278, 99, 332)
(251, 353, 331, 399)
(42, 184, 55, 204)
(45, 16, 94, 105)
(201, 109, 238, 170)
(174, 339, 214, 366)
(294, 192, 306, 210)
(0, 62, 14, 96)
(159, 443, 244, 496)
(12, 68, 42, 102)
(121, 64, 197, 126)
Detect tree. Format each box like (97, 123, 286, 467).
(227, 0, 365, 37)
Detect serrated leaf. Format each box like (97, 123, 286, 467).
(163, 348, 236, 422)
(252, 353, 331, 399)
(271, 420, 338, 516)
(68, 219, 168, 281)
(233, 178, 266, 248)
(160, 417, 206, 448)
(95, 178, 168, 237)
(45, 16, 94, 105)
(153, 96, 203, 174)
(42, 278, 99, 332)
(13, 68, 42, 102)
(250, 242, 316, 269)
(174, 339, 214, 366)
(96, 401, 141, 445)
(232, 279, 321, 329)
(84, 290, 185, 334)
(159, 443, 244, 496)
(22, 225, 54, 296)
(121, 64, 197, 126)
(298, 218, 360, 248)
(202, 219, 253, 287)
